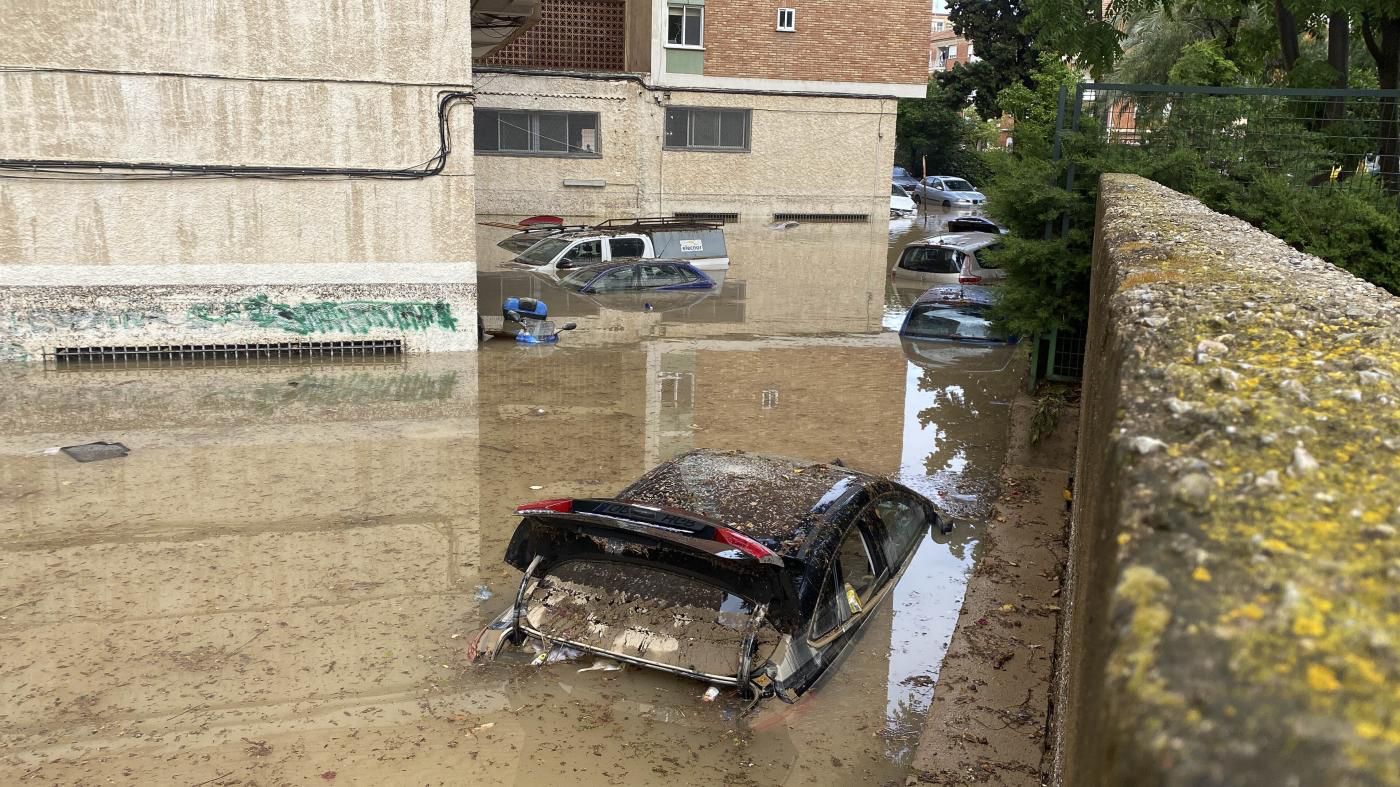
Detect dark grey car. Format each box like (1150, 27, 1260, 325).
(469, 449, 947, 707)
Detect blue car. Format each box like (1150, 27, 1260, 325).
(558, 259, 715, 294)
(898, 285, 1015, 344)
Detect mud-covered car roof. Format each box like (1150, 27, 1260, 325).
(617, 449, 884, 556)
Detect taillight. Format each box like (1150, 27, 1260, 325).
(714, 528, 777, 560)
(958, 275, 981, 284)
(514, 498, 573, 515)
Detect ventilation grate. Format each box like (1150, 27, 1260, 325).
(673, 211, 740, 223)
(772, 212, 869, 224)
(47, 340, 403, 367)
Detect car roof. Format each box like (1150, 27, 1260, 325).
(582, 257, 699, 272)
(910, 231, 1001, 251)
(616, 449, 885, 555)
(929, 175, 970, 180)
(912, 284, 1000, 308)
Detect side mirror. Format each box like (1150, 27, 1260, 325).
(557, 260, 575, 270)
(559, 323, 577, 332)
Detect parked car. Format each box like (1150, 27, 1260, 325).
(556, 259, 716, 294)
(502, 218, 730, 274)
(898, 284, 1014, 344)
(468, 449, 948, 704)
(912, 175, 986, 208)
(890, 183, 917, 218)
(892, 165, 920, 194)
(892, 231, 1006, 285)
(945, 216, 1007, 235)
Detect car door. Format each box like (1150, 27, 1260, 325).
(587, 266, 640, 292)
(558, 239, 603, 269)
(808, 521, 887, 647)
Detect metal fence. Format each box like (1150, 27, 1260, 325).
(1037, 82, 1400, 381)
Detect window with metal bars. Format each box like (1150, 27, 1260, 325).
(475, 109, 601, 157)
(664, 107, 750, 151)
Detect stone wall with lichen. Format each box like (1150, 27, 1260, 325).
(1051, 175, 1400, 787)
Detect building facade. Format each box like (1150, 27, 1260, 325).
(929, 0, 973, 73)
(475, 0, 929, 219)
(0, 2, 501, 361)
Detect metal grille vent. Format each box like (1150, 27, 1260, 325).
(47, 340, 403, 366)
(673, 211, 740, 223)
(772, 212, 870, 223)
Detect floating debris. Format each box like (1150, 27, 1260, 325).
(60, 442, 130, 463)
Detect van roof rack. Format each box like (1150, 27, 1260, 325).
(591, 216, 723, 231)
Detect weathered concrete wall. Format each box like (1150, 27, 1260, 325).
(1053, 175, 1400, 786)
(0, 1, 477, 357)
(472, 72, 895, 218)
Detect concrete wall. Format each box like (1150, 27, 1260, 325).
(0, 1, 477, 359)
(473, 72, 896, 217)
(1053, 175, 1400, 786)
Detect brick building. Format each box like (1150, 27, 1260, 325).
(928, 0, 973, 73)
(475, 0, 930, 219)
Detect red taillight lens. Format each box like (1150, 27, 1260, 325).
(714, 527, 777, 560)
(958, 275, 981, 284)
(514, 498, 573, 515)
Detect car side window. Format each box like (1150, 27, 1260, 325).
(639, 264, 686, 287)
(564, 240, 602, 263)
(810, 572, 843, 639)
(609, 237, 646, 258)
(810, 525, 878, 640)
(591, 267, 637, 291)
(872, 495, 927, 566)
(836, 526, 877, 603)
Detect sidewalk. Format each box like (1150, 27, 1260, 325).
(909, 390, 1078, 785)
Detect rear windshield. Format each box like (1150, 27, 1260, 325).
(517, 237, 570, 265)
(900, 245, 962, 274)
(525, 560, 778, 676)
(904, 303, 1006, 342)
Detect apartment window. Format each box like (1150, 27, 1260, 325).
(667, 4, 703, 47)
(475, 109, 601, 156)
(665, 107, 750, 151)
(933, 20, 944, 31)
(776, 8, 795, 31)
(935, 46, 950, 69)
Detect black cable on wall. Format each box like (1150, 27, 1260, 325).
(0, 89, 472, 181)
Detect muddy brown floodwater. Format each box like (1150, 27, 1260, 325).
(0, 211, 1025, 786)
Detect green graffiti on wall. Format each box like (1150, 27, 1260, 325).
(187, 295, 458, 336)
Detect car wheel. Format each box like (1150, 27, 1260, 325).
(912, 193, 921, 203)
(942, 200, 952, 208)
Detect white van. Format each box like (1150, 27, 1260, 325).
(502, 219, 730, 274)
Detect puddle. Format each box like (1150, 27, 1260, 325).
(0, 215, 1023, 785)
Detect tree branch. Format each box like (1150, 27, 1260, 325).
(1362, 13, 1383, 65)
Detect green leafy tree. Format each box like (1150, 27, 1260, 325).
(896, 81, 993, 182)
(938, 0, 1038, 120)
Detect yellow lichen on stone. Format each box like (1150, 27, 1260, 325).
(1307, 664, 1342, 692)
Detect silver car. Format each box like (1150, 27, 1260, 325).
(912, 175, 986, 208)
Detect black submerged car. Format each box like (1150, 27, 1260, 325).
(469, 450, 947, 705)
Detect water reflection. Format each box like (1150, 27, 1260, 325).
(0, 216, 1023, 786)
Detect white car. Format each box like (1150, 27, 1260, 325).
(504, 224, 730, 275)
(890, 183, 917, 217)
(891, 231, 1007, 285)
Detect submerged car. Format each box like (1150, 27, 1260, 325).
(892, 165, 920, 194)
(898, 284, 1014, 344)
(890, 183, 917, 217)
(912, 175, 986, 208)
(556, 259, 715, 294)
(893, 231, 1006, 285)
(946, 216, 1008, 235)
(470, 450, 948, 705)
